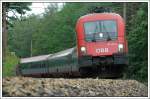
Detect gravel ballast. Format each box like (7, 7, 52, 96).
(2, 77, 148, 97)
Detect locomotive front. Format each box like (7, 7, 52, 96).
(76, 13, 128, 77)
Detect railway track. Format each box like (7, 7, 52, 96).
(2, 77, 148, 97)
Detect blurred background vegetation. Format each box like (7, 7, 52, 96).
(2, 2, 148, 83)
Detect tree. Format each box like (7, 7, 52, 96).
(127, 3, 148, 81)
(123, 3, 126, 23)
(2, 2, 31, 59)
(2, 3, 7, 60)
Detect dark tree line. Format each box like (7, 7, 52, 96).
(127, 3, 148, 81)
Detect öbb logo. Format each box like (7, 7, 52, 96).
(96, 48, 109, 53)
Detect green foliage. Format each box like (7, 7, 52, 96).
(6, 2, 32, 14)
(9, 3, 125, 57)
(127, 3, 148, 82)
(5, 2, 32, 27)
(3, 51, 19, 77)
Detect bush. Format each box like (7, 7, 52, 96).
(3, 51, 19, 77)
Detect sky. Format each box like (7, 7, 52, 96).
(27, 3, 51, 15)
(27, 3, 64, 15)
(8, 3, 64, 17)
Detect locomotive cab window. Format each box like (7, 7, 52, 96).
(84, 20, 117, 42)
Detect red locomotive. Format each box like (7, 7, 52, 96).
(76, 12, 128, 77)
(16, 8, 128, 78)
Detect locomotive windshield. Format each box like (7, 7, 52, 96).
(84, 20, 117, 42)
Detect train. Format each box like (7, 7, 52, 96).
(16, 7, 128, 78)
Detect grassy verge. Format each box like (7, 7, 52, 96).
(3, 51, 19, 77)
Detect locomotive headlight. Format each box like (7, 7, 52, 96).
(81, 46, 86, 52)
(80, 46, 86, 54)
(118, 44, 124, 52)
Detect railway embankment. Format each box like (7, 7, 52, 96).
(2, 77, 148, 97)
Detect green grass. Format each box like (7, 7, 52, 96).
(3, 52, 19, 77)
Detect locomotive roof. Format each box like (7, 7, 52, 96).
(20, 54, 52, 63)
(78, 13, 122, 22)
